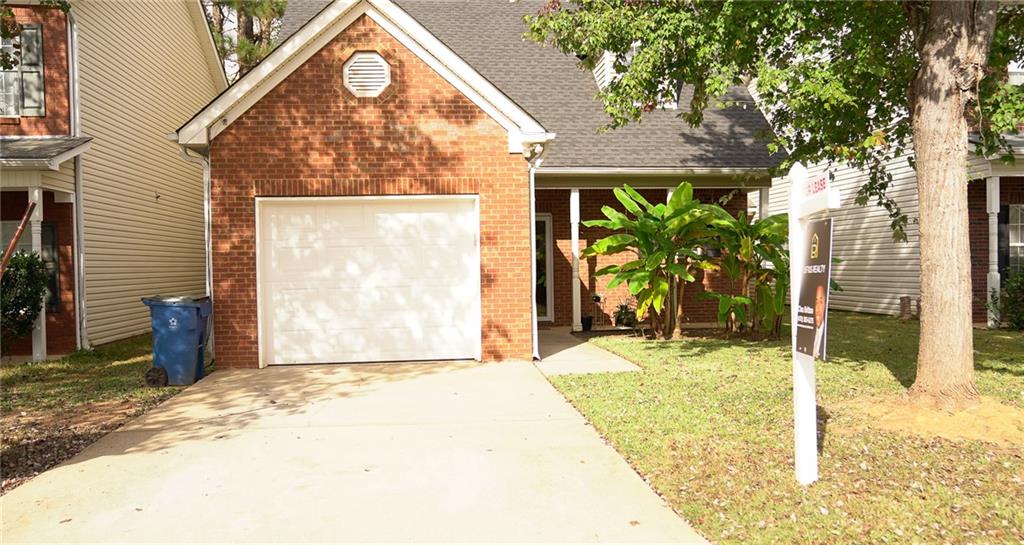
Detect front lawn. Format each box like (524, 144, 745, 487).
(0, 336, 183, 494)
(550, 312, 1024, 544)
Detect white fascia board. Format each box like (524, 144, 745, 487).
(535, 166, 772, 176)
(366, 0, 550, 152)
(0, 141, 91, 171)
(47, 140, 91, 170)
(177, 0, 362, 147)
(177, 0, 552, 154)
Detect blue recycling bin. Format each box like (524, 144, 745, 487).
(142, 296, 212, 386)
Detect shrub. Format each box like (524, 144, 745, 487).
(613, 300, 637, 328)
(1, 251, 49, 349)
(990, 269, 1024, 330)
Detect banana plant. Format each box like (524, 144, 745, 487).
(705, 209, 790, 335)
(582, 182, 717, 339)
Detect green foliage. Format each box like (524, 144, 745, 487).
(582, 182, 717, 337)
(1, 251, 49, 349)
(527, 2, 1024, 242)
(203, 0, 286, 81)
(705, 210, 789, 336)
(990, 268, 1024, 330)
(613, 300, 637, 328)
(699, 292, 753, 333)
(0, 0, 70, 70)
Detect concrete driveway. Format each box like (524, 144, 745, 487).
(1, 360, 707, 544)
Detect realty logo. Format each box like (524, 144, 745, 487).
(810, 233, 820, 260)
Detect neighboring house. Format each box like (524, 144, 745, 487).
(752, 130, 1024, 325)
(174, 0, 783, 368)
(1, 1, 226, 360)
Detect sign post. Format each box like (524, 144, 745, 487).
(787, 163, 840, 486)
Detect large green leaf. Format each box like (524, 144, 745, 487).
(613, 187, 644, 217)
(622, 185, 655, 213)
(668, 182, 694, 211)
(583, 234, 636, 256)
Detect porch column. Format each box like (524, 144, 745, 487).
(29, 187, 46, 361)
(759, 188, 771, 220)
(987, 176, 1000, 328)
(570, 188, 582, 332)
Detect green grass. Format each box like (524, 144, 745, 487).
(550, 312, 1024, 545)
(0, 335, 181, 414)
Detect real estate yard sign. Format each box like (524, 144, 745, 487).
(788, 163, 840, 486)
(794, 219, 834, 360)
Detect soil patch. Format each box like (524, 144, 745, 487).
(844, 395, 1024, 447)
(1, 400, 157, 495)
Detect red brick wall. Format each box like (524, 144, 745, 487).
(209, 15, 532, 367)
(0, 5, 70, 136)
(969, 176, 1024, 323)
(536, 187, 744, 328)
(1, 191, 77, 355)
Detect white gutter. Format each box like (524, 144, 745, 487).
(67, 7, 88, 350)
(175, 146, 213, 298)
(535, 166, 772, 176)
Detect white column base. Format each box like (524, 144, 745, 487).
(987, 271, 1002, 328)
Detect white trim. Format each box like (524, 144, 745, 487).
(176, 0, 553, 153)
(535, 213, 554, 322)
(189, 0, 229, 90)
(254, 194, 482, 367)
(569, 188, 582, 332)
(528, 164, 539, 360)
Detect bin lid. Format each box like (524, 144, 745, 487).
(141, 295, 211, 308)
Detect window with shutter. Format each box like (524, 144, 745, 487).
(343, 52, 391, 98)
(0, 24, 45, 117)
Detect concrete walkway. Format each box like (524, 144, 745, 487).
(537, 328, 641, 376)
(1, 360, 706, 544)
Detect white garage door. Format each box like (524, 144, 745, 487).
(257, 196, 481, 365)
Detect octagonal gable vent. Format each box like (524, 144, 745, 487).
(343, 52, 391, 97)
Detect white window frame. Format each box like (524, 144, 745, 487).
(1010, 204, 1023, 272)
(536, 213, 554, 322)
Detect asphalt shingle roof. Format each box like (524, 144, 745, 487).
(279, 0, 784, 170)
(0, 136, 92, 161)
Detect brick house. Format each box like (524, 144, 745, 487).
(1, 1, 225, 360)
(175, 0, 783, 368)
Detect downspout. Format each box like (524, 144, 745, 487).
(176, 145, 214, 353)
(67, 8, 88, 350)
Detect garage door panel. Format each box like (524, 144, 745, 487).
(267, 206, 318, 241)
(259, 197, 480, 365)
(268, 244, 321, 277)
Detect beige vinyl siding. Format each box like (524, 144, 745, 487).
(40, 161, 75, 194)
(762, 153, 923, 316)
(0, 162, 73, 193)
(73, 0, 222, 346)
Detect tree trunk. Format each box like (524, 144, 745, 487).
(907, 1, 996, 410)
(674, 273, 686, 338)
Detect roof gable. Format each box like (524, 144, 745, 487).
(281, 0, 785, 172)
(176, 0, 553, 154)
